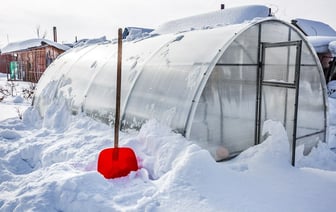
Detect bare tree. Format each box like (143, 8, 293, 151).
(36, 25, 47, 39)
(36, 25, 40, 38)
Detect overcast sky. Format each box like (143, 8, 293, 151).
(1, 0, 335, 47)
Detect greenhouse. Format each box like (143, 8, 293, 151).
(34, 6, 328, 164)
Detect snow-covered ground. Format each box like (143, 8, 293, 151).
(1, 73, 336, 211)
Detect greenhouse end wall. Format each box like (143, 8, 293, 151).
(189, 20, 327, 161)
(34, 19, 328, 163)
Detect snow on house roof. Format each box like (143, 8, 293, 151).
(292, 18, 336, 54)
(307, 36, 336, 53)
(152, 5, 271, 35)
(293, 18, 336, 36)
(329, 41, 336, 56)
(1, 38, 70, 54)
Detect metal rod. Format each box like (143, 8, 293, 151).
(296, 130, 324, 140)
(262, 40, 300, 48)
(291, 40, 302, 166)
(254, 23, 262, 145)
(284, 28, 292, 129)
(114, 28, 123, 149)
(257, 43, 266, 145)
(215, 63, 258, 66)
(261, 81, 296, 88)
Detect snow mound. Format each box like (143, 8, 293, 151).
(1, 70, 336, 212)
(328, 81, 336, 99)
(329, 40, 336, 56)
(12, 96, 24, 104)
(0, 129, 21, 140)
(226, 120, 291, 174)
(1, 106, 336, 211)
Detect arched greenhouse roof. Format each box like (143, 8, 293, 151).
(34, 17, 328, 162)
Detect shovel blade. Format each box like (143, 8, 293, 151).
(97, 147, 138, 179)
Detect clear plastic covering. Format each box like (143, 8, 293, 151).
(34, 19, 327, 162)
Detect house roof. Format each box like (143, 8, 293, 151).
(292, 18, 336, 54)
(292, 18, 336, 36)
(1, 38, 70, 54)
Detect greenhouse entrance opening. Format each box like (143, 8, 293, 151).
(257, 40, 302, 166)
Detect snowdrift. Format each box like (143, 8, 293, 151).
(1, 93, 336, 211)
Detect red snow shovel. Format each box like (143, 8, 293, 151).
(97, 28, 138, 179)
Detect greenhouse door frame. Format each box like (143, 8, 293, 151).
(255, 40, 302, 166)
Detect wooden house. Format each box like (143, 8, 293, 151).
(0, 38, 69, 82)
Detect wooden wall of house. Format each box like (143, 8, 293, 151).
(0, 45, 65, 82)
(0, 54, 15, 74)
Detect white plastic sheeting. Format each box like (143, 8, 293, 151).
(34, 18, 327, 161)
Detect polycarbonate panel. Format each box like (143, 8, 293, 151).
(83, 34, 178, 124)
(260, 86, 296, 143)
(81, 56, 117, 123)
(261, 21, 291, 43)
(297, 66, 325, 135)
(263, 45, 297, 83)
(123, 25, 249, 130)
(63, 44, 114, 113)
(290, 24, 327, 152)
(34, 45, 99, 115)
(190, 65, 257, 160)
(218, 24, 259, 64)
(36, 45, 98, 91)
(291, 33, 317, 65)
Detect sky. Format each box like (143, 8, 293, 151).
(1, 0, 335, 47)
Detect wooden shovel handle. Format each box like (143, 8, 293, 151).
(114, 28, 122, 148)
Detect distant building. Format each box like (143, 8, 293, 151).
(0, 38, 69, 82)
(292, 18, 336, 82)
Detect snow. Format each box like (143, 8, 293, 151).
(328, 80, 336, 99)
(73, 36, 109, 48)
(293, 18, 336, 37)
(152, 5, 270, 35)
(123, 27, 154, 42)
(1, 71, 336, 211)
(0, 74, 31, 121)
(1, 38, 70, 54)
(291, 18, 336, 54)
(329, 41, 336, 56)
(307, 36, 336, 53)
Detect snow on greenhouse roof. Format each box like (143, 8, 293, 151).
(152, 5, 271, 35)
(1, 38, 70, 53)
(123, 27, 154, 41)
(73, 36, 109, 48)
